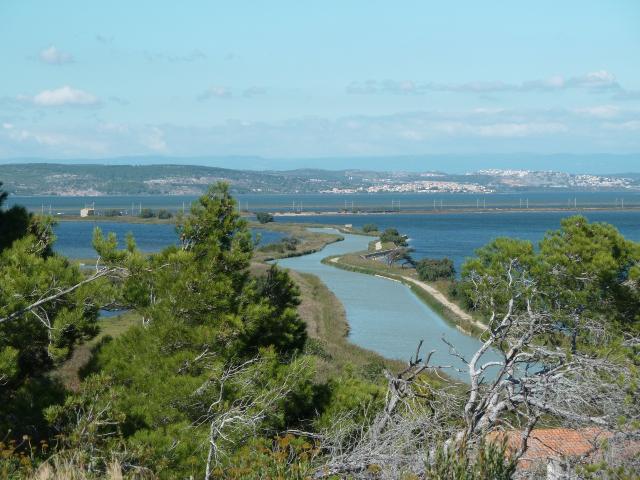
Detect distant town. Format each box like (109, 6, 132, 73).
(1, 163, 638, 197)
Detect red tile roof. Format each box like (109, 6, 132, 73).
(488, 428, 613, 470)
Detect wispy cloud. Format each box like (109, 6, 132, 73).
(20, 86, 99, 107)
(143, 49, 206, 63)
(39, 45, 74, 65)
(3, 107, 638, 158)
(108, 96, 130, 106)
(346, 71, 631, 97)
(95, 34, 114, 44)
(139, 126, 167, 152)
(197, 86, 232, 101)
(2, 123, 107, 153)
(242, 86, 267, 98)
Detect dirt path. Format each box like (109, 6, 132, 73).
(400, 276, 486, 329)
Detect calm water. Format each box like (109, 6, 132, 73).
(53, 221, 285, 258)
(10, 191, 640, 214)
(277, 210, 640, 273)
(275, 228, 497, 380)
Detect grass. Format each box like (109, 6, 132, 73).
(53, 310, 140, 391)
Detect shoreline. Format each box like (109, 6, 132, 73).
(273, 206, 640, 216)
(322, 253, 486, 337)
(49, 205, 640, 225)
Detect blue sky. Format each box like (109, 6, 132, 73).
(1, 1, 639, 166)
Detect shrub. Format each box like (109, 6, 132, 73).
(256, 212, 274, 224)
(362, 223, 378, 233)
(379, 228, 407, 246)
(157, 209, 173, 219)
(139, 208, 155, 218)
(281, 237, 300, 251)
(416, 257, 455, 281)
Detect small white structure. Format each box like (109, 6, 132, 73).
(80, 202, 95, 217)
(344, 224, 353, 229)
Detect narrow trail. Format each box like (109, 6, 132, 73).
(400, 276, 486, 330)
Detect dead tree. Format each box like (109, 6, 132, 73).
(316, 260, 640, 478)
(190, 354, 307, 480)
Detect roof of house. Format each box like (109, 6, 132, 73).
(488, 428, 614, 470)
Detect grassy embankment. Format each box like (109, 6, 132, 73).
(58, 214, 176, 224)
(322, 243, 486, 337)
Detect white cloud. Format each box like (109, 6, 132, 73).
(603, 120, 640, 131)
(242, 86, 267, 98)
(1, 107, 639, 158)
(4, 126, 107, 153)
(197, 86, 232, 101)
(573, 105, 620, 119)
(30, 86, 99, 107)
(140, 127, 167, 152)
(347, 71, 624, 96)
(473, 122, 568, 137)
(143, 49, 206, 63)
(39, 45, 74, 65)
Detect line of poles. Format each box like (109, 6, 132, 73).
(32, 197, 637, 215)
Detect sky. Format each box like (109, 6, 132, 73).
(1, 1, 640, 169)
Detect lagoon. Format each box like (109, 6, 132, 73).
(276, 210, 640, 273)
(53, 221, 285, 258)
(275, 228, 497, 380)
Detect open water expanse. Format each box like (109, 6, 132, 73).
(53, 221, 285, 258)
(277, 210, 640, 273)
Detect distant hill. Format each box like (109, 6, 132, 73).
(3, 153, 639, 174)
(1, 163, 638, 196)
(0, 163, 377, 195)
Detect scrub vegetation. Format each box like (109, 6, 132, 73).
(1, 183, 639, 479)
